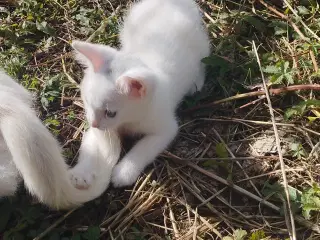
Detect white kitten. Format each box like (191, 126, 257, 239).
(72, 0, 210, 187)
(0, 71, 121, 209)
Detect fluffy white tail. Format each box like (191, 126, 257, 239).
(0, 93, 120, 210)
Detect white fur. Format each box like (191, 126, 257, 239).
(72, 0, 210, 187)
(0, 71, 121, 209)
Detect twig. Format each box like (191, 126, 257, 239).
(258, 0, 320, 74)
(86, 6, 121, 43)
(187, 162, 279, 209)
(236, 97, 265, 110)
(166, 198, 179, 238)
(163, 155, 279, 162)
(197, 118, 320, 137)
(211, 127, 262, 197)
(61, 56, 79, 87)
(236, 168, 305, 183)
(183, 84, 320, 112)
(308, 141, 320, 159)
(192, 208, 198, 240)
(33, 208, 78, 240)
(174, 169, 225, 237)
(309, 49, 319, 73)
(73, 121, 85, 139)
(100, 170, 154, 227)
(257, 0, 308, 41)
(177, 198, 222, 239)
(187, 162, 320, 234)
(282, 38, 301, 80)
(0, 0, 17, 6)
(283, 0, 320, 42)
(73, 100, 84, 109)
(252, 41, 296, 240)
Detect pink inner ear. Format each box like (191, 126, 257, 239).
(122, 77, 146, 98)
(129, 79, 145, 98)
(78, 47, 104, 72)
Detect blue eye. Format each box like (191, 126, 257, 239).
(105, 109, 117, 118)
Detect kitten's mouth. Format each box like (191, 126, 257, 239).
(93, 125, 105, 130)
(93, 123, 115, 131)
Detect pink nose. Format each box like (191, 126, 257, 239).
(91, 120, 99, 128)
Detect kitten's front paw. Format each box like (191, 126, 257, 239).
(69, 167, 96, 190)
(111, 162, 141, 188)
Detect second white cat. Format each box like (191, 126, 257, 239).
(0, 71, 120, 209)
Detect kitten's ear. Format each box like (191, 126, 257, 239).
(116, 76, 146, 99)
(71, 40, 117, 72)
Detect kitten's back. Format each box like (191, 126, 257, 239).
(120, 0, 210, 103)
(121, 0, 207, 53)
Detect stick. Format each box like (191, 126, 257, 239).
(252, 41, 296, 240)
(86, 6, 121, 43)
(33, 208, 78, 240)
(211, 127, 262, 197)
(282, 0, 320, 42)
(61, 56, 79, 87)
(183, 84, 320, 112)
(197, 118, 320, 137)
(258, 0, 320, 73)
(187, 162, 320, 234)
(163, 155, 279, 162)
(257, 0, 308, 41)
(166, 198, 179, 239)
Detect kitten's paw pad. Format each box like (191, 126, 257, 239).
(69, 168, 96, 190)
(111, 163, 140, 188)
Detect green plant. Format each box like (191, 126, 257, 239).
(290, 143, 307, 159)
(262, 182, 301, 215)
(263, 61, 295, 85)
(301, 183, 320, 220)
(285, 99, 320, 121)
(222, 229, 247, 240)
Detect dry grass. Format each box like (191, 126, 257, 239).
(1, 0, 320, 239)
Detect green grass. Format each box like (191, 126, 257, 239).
(1, 0, 320, 239)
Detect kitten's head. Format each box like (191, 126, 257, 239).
(72, 40, 156, 130)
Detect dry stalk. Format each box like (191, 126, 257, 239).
(166, 198, 179, 239)
(163, 154, 279, 162)
(253, 40, 296, 239)
(116, 181, 167, 230)
(34, 208, 78, 240)
(176, 198, 222, 239)
(199, 118, 320, 137)
(257, 0, 307, 41)
(0, 0, 16, 5)
(101, 170, 154, 227)
(211, 127, 262, 197)
(86, 6, 121, 43)
(257, 0, 320, 74)
(183, 84, 320, 113)
(236, 168, 305, 183)
(171, 167, 233, 233)
(188, 162, 320, 233)
(282, 0, 320, 42)
(61, 56, 79, 87)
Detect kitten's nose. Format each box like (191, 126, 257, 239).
(91, 120, 99, 128)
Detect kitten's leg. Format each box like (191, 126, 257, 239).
(69, 128, 99, 190)
(111, 120, 178, 187)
